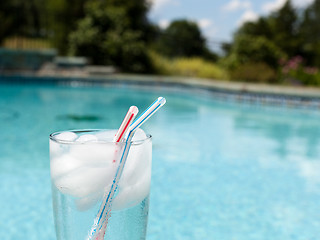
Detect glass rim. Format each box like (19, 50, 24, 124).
(49, 129, 152, 145)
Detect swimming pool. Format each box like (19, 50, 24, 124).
(1, 77, 320, 239)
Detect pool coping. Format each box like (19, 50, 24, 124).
(1, 73, 320, 108)
(106, 74, 320, 109)
(105, 74, 320, 98)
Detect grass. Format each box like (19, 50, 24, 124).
(2, 36, 52, 49)
(149, 51, 229, 80)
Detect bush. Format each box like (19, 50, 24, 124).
(230, 62, 278, 83)
(149, 51, 228, 80)
(280, 56, 320, 86)
(223, 35, 286, 70)
(69, 0, 153, 73)
(173, 58, 228, 79)
(154, 19, 206, 58)
(148, 51, 173, 75)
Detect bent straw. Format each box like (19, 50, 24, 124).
(90, 106, 139, 240)
(87, 97, 166, 240)
(129, 97, 166, 133)
(95, 106, 138, 239)
(113, 106, 139, 143)
(89, 106, 139, 240)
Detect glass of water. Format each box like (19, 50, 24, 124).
(49, 129, 152, 240)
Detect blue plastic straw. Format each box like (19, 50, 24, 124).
(87, 97, 166, 240)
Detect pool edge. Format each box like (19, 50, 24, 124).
(1, 73, 320, 109)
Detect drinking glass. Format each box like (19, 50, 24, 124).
(49, 129, 152, 240)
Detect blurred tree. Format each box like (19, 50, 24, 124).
(224, 35, 285, 69)
(106, 0, 150, 35)
(0, 0, 36, 43)
(69, 0, 153, 73)
(299, 0, 320, 66)
(268, 0, 301, 58)
(236, 17, 273, 39)
(221, 0, 303, 68)
(0, 0, 19, 43)
(221, 35, 283, 83)
(1, 0, 59, 37)
(224, 0, 306, 79)
(230, 62, 277, 83)
(155, 19, 207, 58)
(47, 0, 88, 54)
(221, 42, 232, 56)
(0, 0, 84, 49)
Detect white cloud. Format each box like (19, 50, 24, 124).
(262, 0, 286, 13)
(222, 0, 252, 12)
(148, 0, 179, 13)
(159, 19, 170, 29)
(262, 0, 315, 14)
(197, 19, 212, 29)
(237, 10, 259, 26)
(293, 0, 314, 8)
(157, 18, 215, 31)
(196, 19, 218, 44)
(156, 18, 218, 49)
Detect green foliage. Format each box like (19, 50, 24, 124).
(236, 0, 301, 59)
(47, 0, 89, 54)
(172, 58, 228, 79)
(2, 0, 320, 86)
(0, 0, 44, 43)
(268, 0, 301, 58)
(280, 56, 320, 86)
(0, 0, 89, 53)
(236, 17, 273, 39)
(69, 0, 152, 73)
(226, 0, 320, 85)
(231, 0, 297, 66)
(300, 0, 320, 66)
(230, 62, 278, 83)
(3, 37, 51, 49)
(154, 19, 207, 58)
(270, 0, 298, 35)
(148, 51, 174, 75)
(224, 0, 320, 85)
(149, 51, 228, 80)
(224, 35, 285, 69)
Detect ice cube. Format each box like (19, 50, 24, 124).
(75, 191, 104, 211)
(132, 128, 147, 141)
(55, 131, 78, 141)
(50, 140, 64, 157)
(121, 141, 151, 186)
(112, 170, 151, 210)
(51, 143, 123, 198)
(53, 165, 116, 198)
(69, 142, 122, 167)
(76, 134, 98, 142)
(50, 131, 78, 157)
(111, 132, 152, 210)
(52, 128, 151, 208)
(95, 129, 117, 141)
(109, 128, 148, 183)
(50, 154, 84, 179)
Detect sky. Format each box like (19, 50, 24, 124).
(147, 0, 315, 51)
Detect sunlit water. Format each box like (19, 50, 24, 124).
(0, 79, 320, 240)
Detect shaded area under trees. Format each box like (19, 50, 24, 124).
(1, 0, 320, 85)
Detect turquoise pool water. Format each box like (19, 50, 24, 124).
(1, 79, 320, 240)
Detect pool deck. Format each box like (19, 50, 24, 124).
(94, 74, 320, 109)
(1, 72, 320, 106)
(104, 74, 320, 99)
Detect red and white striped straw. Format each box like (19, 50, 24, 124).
(91, 106, 138, 240)
(88, 97, 166, 240)
(113, 106, 139, 142)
